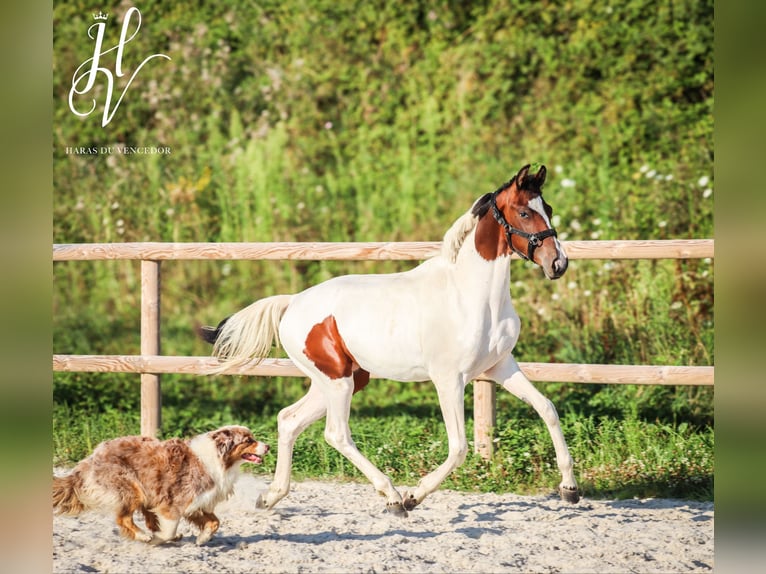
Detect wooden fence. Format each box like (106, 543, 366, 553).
(53, 239, 714, 458)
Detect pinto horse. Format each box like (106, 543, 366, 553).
(201, 164, 579, 515)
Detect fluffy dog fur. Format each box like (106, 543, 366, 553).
(52, 425, 269, 545)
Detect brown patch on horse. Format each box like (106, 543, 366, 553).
(304, 315, 370, 393)
(353, 368, 371, 393)
(474, 204, 508, 260)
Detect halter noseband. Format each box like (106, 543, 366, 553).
(490, 192, 557, 262)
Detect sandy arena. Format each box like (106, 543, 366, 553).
(52, 472, 713, 573)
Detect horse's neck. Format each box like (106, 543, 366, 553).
(450, 230, 513, 305)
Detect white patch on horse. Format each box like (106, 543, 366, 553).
(528, 195, 564, 252)
(527, 196, 551, 226)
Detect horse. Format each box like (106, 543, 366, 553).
(200, 164, 579, 516)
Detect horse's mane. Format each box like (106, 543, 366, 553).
(441, 192, 494, 263)
(441, 175, 519, 263)
(441, 210, 477, 263)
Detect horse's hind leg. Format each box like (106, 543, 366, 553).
(256, 382, 327, 510)
(402, 375, 469, 511)
(489, 356, 579, 503)
(320, 376, 407, 516)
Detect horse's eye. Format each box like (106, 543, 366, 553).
(519, 211, 529, 219)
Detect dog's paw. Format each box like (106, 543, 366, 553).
(148, 533, 183, 545)
(135, 531, 153, 543)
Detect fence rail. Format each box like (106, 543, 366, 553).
(52, 355, 714, 385)
(53, 239, 714, 261)
(53, 239, 714, 456)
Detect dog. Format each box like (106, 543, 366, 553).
(52, 425, 269, 545)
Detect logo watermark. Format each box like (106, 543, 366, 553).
(68, 8, 171, 127)
(65, 145, 172, 155)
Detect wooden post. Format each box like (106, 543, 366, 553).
(473, 379, 496, 459)
(140, 260, 161, 437)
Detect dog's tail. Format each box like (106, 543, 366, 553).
(53, 472, 86, 516)
(199, 294, 293, 374)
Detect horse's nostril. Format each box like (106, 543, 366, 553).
(554, 257, 568, 275)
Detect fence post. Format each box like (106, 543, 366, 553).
(473, 380, 496, 459)
(140, 260, 161, 437)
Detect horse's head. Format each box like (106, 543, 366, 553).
(472, 164, 568, 279)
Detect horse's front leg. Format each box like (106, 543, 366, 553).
(402, 375, 468, 511)
(486, 355, 579, 503)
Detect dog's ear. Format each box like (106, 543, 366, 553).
(210, 428, 235, 457)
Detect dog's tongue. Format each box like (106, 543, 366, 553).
(242, 453, 262, 464)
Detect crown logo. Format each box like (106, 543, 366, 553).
(93, 11, 108, 21)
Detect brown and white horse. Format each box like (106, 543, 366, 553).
(201, 164, 579, 515)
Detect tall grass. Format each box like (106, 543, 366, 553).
(52, 380, 713, 501)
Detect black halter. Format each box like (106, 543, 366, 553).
(489, 192, 558, 262)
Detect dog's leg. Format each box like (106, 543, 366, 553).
(142, 509, 160, 533)
(148, 508, 182, 545)
(189, 511, 220, 545)
(116, 510, 152, 543)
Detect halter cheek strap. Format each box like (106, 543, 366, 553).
(490, 193, 557, 262)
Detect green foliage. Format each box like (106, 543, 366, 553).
(52, 382, 713, 501)
(53, 0, 713, 499)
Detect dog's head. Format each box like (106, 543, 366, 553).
(208, 425, 269, 469)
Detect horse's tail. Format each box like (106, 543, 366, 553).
(200, 294, 293, 374)
(53, 472, 86, 516)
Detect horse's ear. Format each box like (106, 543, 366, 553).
(535, 165, 547, 186)
(515, 164, 531, 186)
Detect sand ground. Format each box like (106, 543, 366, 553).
(52, 473, 714, 573)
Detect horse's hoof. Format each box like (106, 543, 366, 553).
(255, 494, 267, 509)
(384, 501, 409, 518)
(402, 493, 419, 511)
(559, 485, 580, 504)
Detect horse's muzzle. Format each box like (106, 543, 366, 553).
(548, 256, 568, 279)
